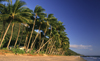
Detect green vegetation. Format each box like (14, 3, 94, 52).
(0, 0, 79, 56)
(65, 49, 81, 56)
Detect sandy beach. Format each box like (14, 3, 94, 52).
(0, 55, 86, 61)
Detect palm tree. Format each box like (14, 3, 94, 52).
(18, 24, 25, 46)
(34, 37, 53, 54)
(14, 23, 21, 48)
(45, 26, 52, 53)
(0, 3, 12, 47)
(44, 14, 57, 53)
(59, 31, 69, 55)
(24, 24, 30, 49)
(29, 20, 43, 52)
(26, 6, 46, 51)
(39, 21, 49, 51)
(7, 22, 14, 49)
(0, 2, 7, 41)
(0, 0, 33, 47)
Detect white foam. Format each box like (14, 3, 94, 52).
(93, 57, 97, 59)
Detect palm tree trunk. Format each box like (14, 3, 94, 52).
(34, 37, 53, 54)
(24, 33, 29, 50)
(19, 25, 25, 46)
(40, 26, 47, 49)
(29, 25, 41, 52)
(31, 37, 35, 48)
(7, 23, 14, 49)
(52, 48, 55, 54)
(0, 20, 12, 47)
(49, 41, 56, 54)
(38, 32, 41, 49)
(26, 15, 37, 51)
(45, 26, 52, 53)
(14, 23, 21, 48)
(45, 43, 49, 54)
(62, 51, 65, 55)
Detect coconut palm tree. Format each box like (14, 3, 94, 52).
(0, 0, 9, 41)
(59, 31, 69, 55)
(39, 14, 55, 51)
(7, 22, 14, 49)
(18, 24, 25, 46)
(0, 0, 33, 47)
(14, 23, 21, 48)
(26, 6, 46, 51)
(29, 19, 43, 52)
(0, 0, 7, 41)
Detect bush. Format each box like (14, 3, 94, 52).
(0, 39, 7, 48)
(11, 48, 25, 54)
(2, 47, 8, 50)
(30, 50, 36, 54)
(39, 51, 45, 54)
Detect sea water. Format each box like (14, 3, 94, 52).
(82, 57, 100, 61)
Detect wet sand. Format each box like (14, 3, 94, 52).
(0, 55, 86, 61)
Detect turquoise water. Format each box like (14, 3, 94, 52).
(82, 57, 100, 61)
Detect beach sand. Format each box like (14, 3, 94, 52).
(0, 55, 86, 61)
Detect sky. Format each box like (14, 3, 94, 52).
(10, 0, 100, 55)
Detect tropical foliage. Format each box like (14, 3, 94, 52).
(0, 0, 70, 55)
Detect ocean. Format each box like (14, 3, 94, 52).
(82, 57, 100, 61)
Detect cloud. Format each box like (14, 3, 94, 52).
(70, 44, 92, 50)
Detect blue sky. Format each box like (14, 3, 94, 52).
(11, 0, 100, 55)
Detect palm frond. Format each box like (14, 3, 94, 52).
(34, 5, 45, 13)
(13, 0, 26, 13)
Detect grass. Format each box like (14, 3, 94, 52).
(0, 47, 65, 56)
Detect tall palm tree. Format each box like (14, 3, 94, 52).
(27, 6, 46, 51)
(40, 14, 57, 51)
(43, 14, 57, 53)
(34, 37, 53, 54)
(0, 0, 9, 41)
(7, 22, 14, 49)
(0, 0, 33, 47)
(14, 23, 21, 48)
(18, 24, 25, 46)
(24, 24, 30, 49)
(29, 20, 43, 52)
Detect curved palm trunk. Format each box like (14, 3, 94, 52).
(26, 15, 37, 51)
(24, 33, 29, 50)
(38, 32, 41, 49)
(7, 23, 14, 49)
(0, 20, 12, 47)
(45, 26, 52, 53)
(40, 26, 47, 51)
(14, 23, 21, 48)
(34, 38, 52, 54)
(62, 51, 65, 55)
(29, 25, 41, 52)
(19, 25, 25, 46)
(51, 48, 55, 54)
(49, 41, 56, 54)
(45, 42, 49, 54)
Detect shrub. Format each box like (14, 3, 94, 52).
(39, 51, 45, 54)
(11, 48, 25, 54)
(30, 50, 36, 54)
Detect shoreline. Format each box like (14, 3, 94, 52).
(0, 54, 87, 61)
